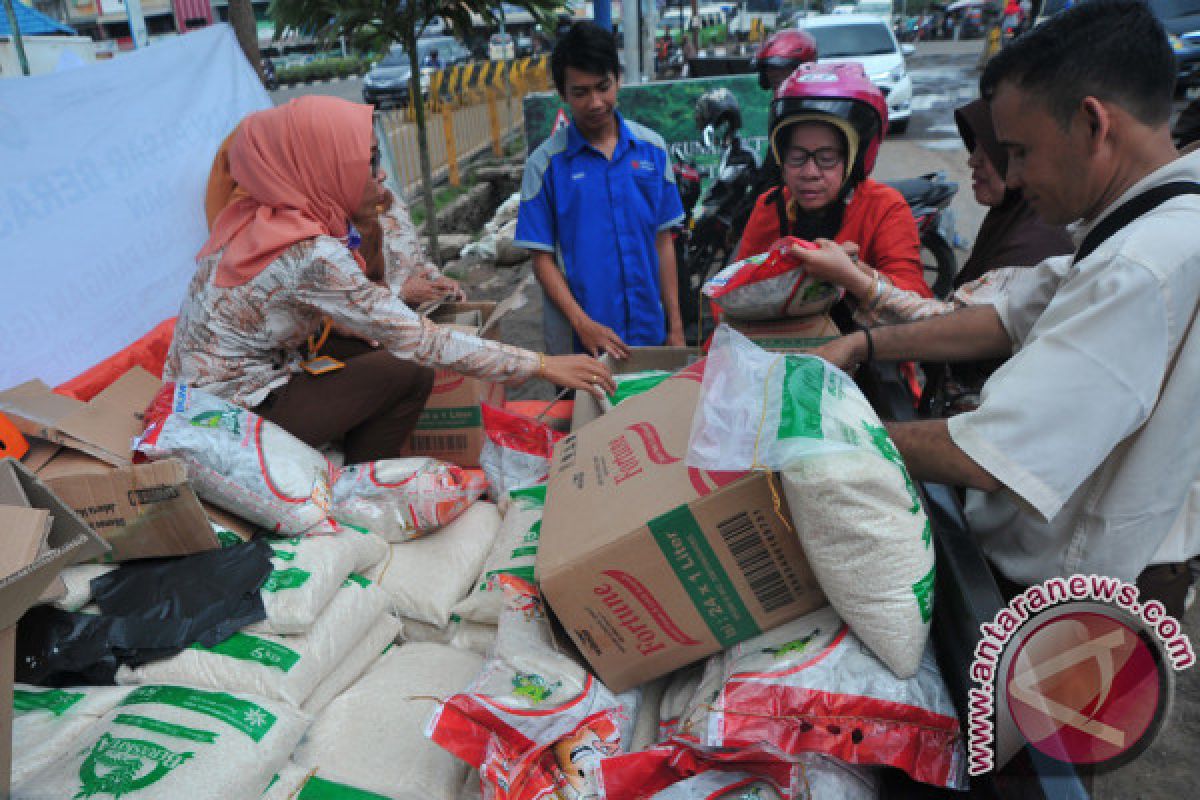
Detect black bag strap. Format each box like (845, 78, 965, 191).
(1074, 180, 1200, 265)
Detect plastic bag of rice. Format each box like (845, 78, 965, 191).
(702, 238, 841, 321)
(117, 575, 390, 707)
(657, 665, 703, 743)
(249, 533, 359, 636)
(688, 326, 934, 678)
(697, 606, 965, 789)
(52, 565, 118, 612)
(452, 486, 545, 625)
(293, 642, 484, 800)
(302, 613, 405, 716)
(332, 457, 488, 543)
(430, 577, 633, 800)
(135, 383, 335, 536)
(11, 685, 130, 786)
(261, 762, 313, 800)
(479, 404, 564, 497)
(607, 370, 674, 407)
(369, 501, 501, 627)
(447, 618, 498, 656)
(13, 685, 308, 800)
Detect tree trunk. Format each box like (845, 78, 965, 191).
(228, 0, 265, 85)
(409, 31, 441, 265)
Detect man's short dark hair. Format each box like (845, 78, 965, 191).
(980, 0, 1175, 128)
(551, 22, 620, 94)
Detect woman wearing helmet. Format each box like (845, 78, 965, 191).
(735, 62, 931, 298)
(750, 30, 819, 196)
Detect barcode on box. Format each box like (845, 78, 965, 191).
(411, 434, 469, 452)
(717, 510, 794, 613)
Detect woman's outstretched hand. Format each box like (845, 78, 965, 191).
(540, 354, 617, 398)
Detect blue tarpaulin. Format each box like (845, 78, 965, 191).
(0, 0, 76, 36)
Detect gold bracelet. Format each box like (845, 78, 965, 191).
(537, 353, 547, 378)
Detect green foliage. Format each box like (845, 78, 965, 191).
(275, 56, 371, 84)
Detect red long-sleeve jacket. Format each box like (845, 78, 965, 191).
(736, 180, 932, 298)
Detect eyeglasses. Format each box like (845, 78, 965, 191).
(370, 146, 382, 176)
(782, 147, 845, 170)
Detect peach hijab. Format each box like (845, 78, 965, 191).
(200, 96, 375, 287)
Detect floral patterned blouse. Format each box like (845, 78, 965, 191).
(164, 204, 537, 408)
(854, 266, 1027, 327)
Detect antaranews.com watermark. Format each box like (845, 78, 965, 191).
(967, 574, 1196, 775)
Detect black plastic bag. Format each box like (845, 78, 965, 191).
(17, 539, 272, 686)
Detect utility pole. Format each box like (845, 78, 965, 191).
(1, 0, 31, 75)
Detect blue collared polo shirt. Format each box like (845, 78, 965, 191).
(515, 112, 685, 354)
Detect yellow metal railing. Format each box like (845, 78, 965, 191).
(378, 56, 548, 194)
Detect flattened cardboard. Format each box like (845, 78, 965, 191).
(0, 458, 110, 796)
(539, 373, 825, 692)
(20, 438, 62, 473)
(401, 300, 516, 467)
(41, 456, 217, 562)
(0, 367, 161, 467)
(571, 347, 700, 431)
(728, 314, 839, 353)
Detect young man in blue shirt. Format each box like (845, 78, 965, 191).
(515, 22, 686, 357)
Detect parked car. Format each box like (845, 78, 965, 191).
(489, 32, 516, 60)
(1147, 0, 1200, 95)
(362, 37, 471, 108)
(796, 13, 915, 133)
(515, 33, 534, 56)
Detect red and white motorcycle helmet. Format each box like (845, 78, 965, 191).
(768, 61, 889, 188)
(752, 29, 818, 90)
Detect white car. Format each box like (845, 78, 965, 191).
(797, 14, 915, 133)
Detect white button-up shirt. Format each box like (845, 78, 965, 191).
(947, 152, 1200, 585)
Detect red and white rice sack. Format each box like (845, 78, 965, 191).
(136, 384, 335, 536)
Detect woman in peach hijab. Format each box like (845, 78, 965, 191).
(165, 96, 613, 464)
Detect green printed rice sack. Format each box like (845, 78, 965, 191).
(688, 326, 935, 678)
(117, 576, 390, 707)
(452, 487, 545, 625)
(11, 685, 131, 786)
(302, 613, 405, 716)
(13, 685, 308, 800)
(607, 370, 673, 407)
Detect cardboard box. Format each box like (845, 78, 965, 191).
(571, 347, 700, 431)
(728, 314, 839, 353)
(539, 370, 826, 693)
(399, 297, 521, 467)
(40, 453, 217, 562)
(4, 368, 218, 561)
(0, 458, 109, 795)
(0, 367, 160, 467)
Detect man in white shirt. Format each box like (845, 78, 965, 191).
(814, 0, 1200, 617)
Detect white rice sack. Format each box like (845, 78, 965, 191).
(302, 614, 405, 716)
(51, 565, 118, 612)
(11, 685, 130, 786)
(13, 685, 308, 800)
(371, 501, 501, 627)
(451, 487, 544, 625)
(249, 533, 360, 635)
(294, 642, 484, 800)
(658, 665, 704, 742)
(135, 384, 335, 536)
(689, 327, 934, 678)
(629, 676, 668, 753)
(479, 405, 562, 497)
(397, 615, 453, 644)
(447, 619, 498, 656)
(118, 576, 390, 707)
(343, 528, 390, 572)
(261, 762, 313, 800)
(332, 457, 488, 543)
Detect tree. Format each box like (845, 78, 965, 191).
(268, 0, 566, 262)
(229, 0, 266, 85)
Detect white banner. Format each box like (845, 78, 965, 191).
(0, 24, 271, 388)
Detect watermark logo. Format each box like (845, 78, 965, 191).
(967, 575, 1194, 775)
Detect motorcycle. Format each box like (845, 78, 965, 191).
(671, 124, 761, 344)
(882, 172, 960, 298)
(261, 57, 280, 91)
